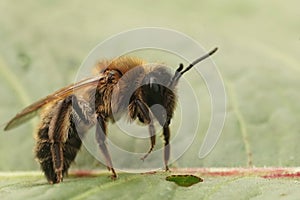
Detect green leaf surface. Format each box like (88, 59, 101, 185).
(0, 170, 300, 200)
(0, 0, 299, 199)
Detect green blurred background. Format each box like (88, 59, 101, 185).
(0, 0, 299, 172)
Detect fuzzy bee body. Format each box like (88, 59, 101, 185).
(4, 48, 217, 184)
(32, 57, 177, 183)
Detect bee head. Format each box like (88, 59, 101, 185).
(139, 66, 175, 126)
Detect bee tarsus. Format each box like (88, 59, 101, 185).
(140, 120, 156, 161)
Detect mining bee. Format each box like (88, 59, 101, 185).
(4, 47, 218, 184)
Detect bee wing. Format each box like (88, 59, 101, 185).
(4, 76, 103, 131)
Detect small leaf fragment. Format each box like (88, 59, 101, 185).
(166, 175, 203, 187)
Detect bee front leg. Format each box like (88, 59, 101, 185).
(163, 125, 170, 171)
(134, 99, 156, 161)
(141, 120, 156, 161)
(95, 115, 117, 179)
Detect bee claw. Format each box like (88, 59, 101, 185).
(109, 169, 118, 180)
(140, 155, 147, 161)
(110, 174, 118, 180)
(140, 146, 154, 161)
(165, 166, 170, 172)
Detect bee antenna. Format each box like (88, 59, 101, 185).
(169, 47, 218, 87)
(169, 63, 184, 87)
(181, 47, 218, 75)
(177, 63, 184, 72)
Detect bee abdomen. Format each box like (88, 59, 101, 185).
(35, 139, 61, 183)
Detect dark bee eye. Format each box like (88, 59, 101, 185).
(108, 70, 116, 76)
(106, 70, 122, 82)
(110, 70, 115, 74)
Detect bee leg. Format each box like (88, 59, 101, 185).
(69, 95, 91, 124)
(49, 107, 70, 183)
(40, 95, 86, 184)
(134, 99, 156, 161)
(36, 127, 59, 184)
(163, 125, 170, 171)
(39, 97, 73, 184)
(62, 121, 82, 178)
(135, 99, 151, 123)
(141, 120, 156, 161)
(95, 116, 117, 179)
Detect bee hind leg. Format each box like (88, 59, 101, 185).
(36, 94, 91, 184)
(36, 97, 73, 184)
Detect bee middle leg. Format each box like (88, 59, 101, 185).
(95, 115, 117, 179)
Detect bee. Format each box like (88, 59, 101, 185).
(4, 47, 218, 184)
